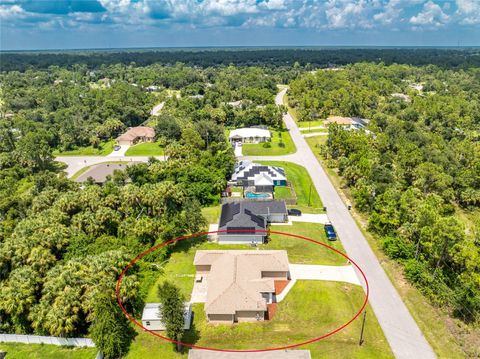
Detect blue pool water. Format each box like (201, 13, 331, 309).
(245, 192, 270, 199)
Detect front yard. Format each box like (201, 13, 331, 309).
(241, 130, 296, 156)
(125, 142, 164, 156)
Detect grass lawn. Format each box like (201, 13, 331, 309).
(127, 281, 392, 358)
(274, 186, 293, 200)
(201, 205, 221, 225)
(0, 343, 97, 359)
(300, 128, 328, 133)
(297, 120, 326, 129)
(125, 142, 164, 156)
(53, 140, 115, 156)
(241, 130, 296, 156)
(258, 161, 323, 212)
(305, 136, 468, 359)
(266, 222, 346, 265)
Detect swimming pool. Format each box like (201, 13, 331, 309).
(245, 191, 271, 199)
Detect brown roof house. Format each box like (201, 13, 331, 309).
(116, 126, 155, 146)
(194, 250, 290, 324)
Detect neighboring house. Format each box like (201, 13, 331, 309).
(141, 303, 192, 331)
(193, 250, 290, 324)
(229, 128, 271, 144)
(75, 162, 141, 184)
(188, 349, 312, 358)
(324, 116, 369, 130)
(116, 126, 155, 146)
(231, 160, 287, 193)
(218, 200, 287, 244)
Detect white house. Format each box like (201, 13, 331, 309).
(141, 303, 192, 331)
(229, 128, 271, 144)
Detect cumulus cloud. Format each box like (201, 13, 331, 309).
(325, 0, 372, 29)
(0, 0, 477, 35)
(455, 0, 480, 25)
(410, 0, 449, 28)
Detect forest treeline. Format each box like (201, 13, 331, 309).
(288, 63, 480, 327)
(2, 48, 480, 72)
(1, 64, 283, 152)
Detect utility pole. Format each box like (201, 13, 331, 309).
(359, 310, 367, 346)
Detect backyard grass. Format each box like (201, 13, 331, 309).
(125, 142, 164, 156)
(274, 186, 293, 200)
(53, 140, 115, 156)
(258, 161, 323, 212)
(0, 343, 97, 359)
(241, 130, 296, 156)
(305, 135, 467, 359)
(127, 281, 392, 358)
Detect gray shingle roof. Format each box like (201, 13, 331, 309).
(219, 200, 287, 231)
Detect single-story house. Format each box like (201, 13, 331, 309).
(141, 303, 192, 331)
(232, 160, 287, 193)
(75, 162, 141, 184)
(229, 128, 271, 144)
(218, 200, 288, 244)
(193, 250, 290, 324)
(116, 126, 155, 146)
(324, 116, 369, 130)
(188, 350, 312, 359)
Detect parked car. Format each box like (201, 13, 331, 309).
(324, 223, 337, 241)
(287, 208, 302, 216)
(114, 145, 121, 151)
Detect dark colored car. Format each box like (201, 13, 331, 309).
(324, 223, 337, 241)
(287, 208, 302, 216)
(114, 145, 121, 151)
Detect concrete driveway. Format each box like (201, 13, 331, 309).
(276, 263, 361, 302)
(289, 264, 360, 285)
(107, 145, 129, 157)
(234, 143, 243, 157)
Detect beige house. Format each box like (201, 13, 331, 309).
(116, 126, 155, 146)
(194, 250, 290, 324)
(325, 116, 369, 130)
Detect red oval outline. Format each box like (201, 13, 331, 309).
(116, 229, 369, 352)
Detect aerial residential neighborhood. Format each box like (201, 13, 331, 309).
(1, 2, 479, 359)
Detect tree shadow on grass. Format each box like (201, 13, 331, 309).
(179, 311, 201, 354)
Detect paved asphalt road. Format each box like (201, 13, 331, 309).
(243, 88, 436, 359)
(56, 155, 166, 178)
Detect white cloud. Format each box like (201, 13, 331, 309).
(0, 4, 25, 19)
(324, 0, 372, 29)
(410, 1, 449, 28)
(373, 0, 402, 25)
(455, 0, 480, 25)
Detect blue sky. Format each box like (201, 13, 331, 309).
(1, 0, 479, 50)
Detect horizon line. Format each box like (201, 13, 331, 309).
(2, 45, 480, 53)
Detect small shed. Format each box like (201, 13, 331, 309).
(141, 303, 192, 331)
